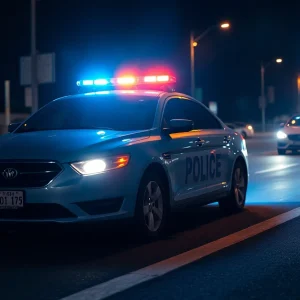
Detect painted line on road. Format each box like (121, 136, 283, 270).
(255, 163, 299, 174)
(60, 207, 300, 300)
(248, 151, 277, 156)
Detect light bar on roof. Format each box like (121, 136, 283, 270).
(94, 79, 109, 85)
(76, 75, 176, 87)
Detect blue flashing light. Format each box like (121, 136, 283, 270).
(83, 80, 93, 86)
(94, 79, 109, 85)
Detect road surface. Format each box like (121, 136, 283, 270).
(1, 133, 300, 300)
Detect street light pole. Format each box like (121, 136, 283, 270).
(190, 31, 195, 97)
(260, 63, 266, 132)
(189, 22, 230, 97)
(260, 58, 282, 132)
(31, 0, 38, 114)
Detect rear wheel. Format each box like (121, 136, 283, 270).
(219, 160, 247, 214)
(277, 149, 286, 155)
(135, 171, 169, 239)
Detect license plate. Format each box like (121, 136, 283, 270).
(0, 191, 24, 209)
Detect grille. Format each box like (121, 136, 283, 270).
(0, 203, 76, 220)
(288, 134, 300, 141)
(0, 161, 62, 188)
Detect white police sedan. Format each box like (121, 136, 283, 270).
(0, 75, 249, 237)
(277, 114, 300, 155)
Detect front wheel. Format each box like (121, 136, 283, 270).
(219, 160, 247, 214)
(135, 171, 169, 239)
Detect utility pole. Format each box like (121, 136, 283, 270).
(297, 75, 300, 113)
(31, 0, 38, 113)
(4, 81, 10, 128)
(190, 31, 195, 97)
(260, 63, 266, 132)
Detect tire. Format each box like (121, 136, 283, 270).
(135, 171, 169, 239)
(219, 159, 247, 214)
(241, 131, 247, 139)
(277, 149, 286, 155)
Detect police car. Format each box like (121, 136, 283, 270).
(277, 114, 300, 155)
(0, 74, 249, 237)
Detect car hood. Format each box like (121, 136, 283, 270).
(282, 126, 300, 134)
(0, 129, 149, 162)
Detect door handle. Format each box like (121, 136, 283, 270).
(195, 139, 205, 146)
(224, 136, 231, 143)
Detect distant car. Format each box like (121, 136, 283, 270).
(276, 114, 300, 155)
(225, 122, 254, 139)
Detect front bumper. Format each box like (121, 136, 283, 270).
(0, 164, 139, 224)
(277, 139, 300, 150)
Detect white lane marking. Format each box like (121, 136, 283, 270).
(255, 163, 299, 174)
(60, 207, 300, 300)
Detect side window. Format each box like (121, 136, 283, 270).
(162, 98, 195, 128)
(187, 101, 222, 130)
(162, 98, 222, 130)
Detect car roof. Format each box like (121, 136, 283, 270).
(55, 90, 166, 101)
(54, 90, 202, 103)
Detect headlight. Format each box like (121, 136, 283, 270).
(247, 125, 253, 130)
(277, 131, 287, 139)
(71, 155, 130, 175)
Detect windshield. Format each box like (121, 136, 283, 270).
(15, 94, 159, 133)
(287, 116, 300, 127)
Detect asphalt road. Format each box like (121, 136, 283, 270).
(2, 132, 300, 300)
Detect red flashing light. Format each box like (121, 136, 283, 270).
(143, 75, 171, 83)
(113, 75, 175, 85)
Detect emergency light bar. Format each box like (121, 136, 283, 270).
(76, 75, 176, 87)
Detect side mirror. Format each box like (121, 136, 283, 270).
(8, 122, 21, 133)
(279, 122, 285, 128)
(164, 119, 194, 134)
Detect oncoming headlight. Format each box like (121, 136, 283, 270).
(277, 131, 287, 139)
(71, 155, 130, 175)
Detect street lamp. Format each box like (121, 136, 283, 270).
(190, 22, 230, 97)
(260, 58, 283, 132)
(31, 0, 38, 113)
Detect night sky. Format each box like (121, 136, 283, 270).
(0, 0, 299, 122)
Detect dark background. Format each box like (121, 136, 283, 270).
(0, 0, 298, 122)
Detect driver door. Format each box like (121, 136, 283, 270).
(161, 98, 209, 203)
